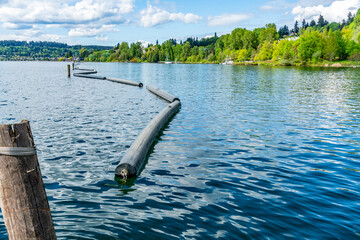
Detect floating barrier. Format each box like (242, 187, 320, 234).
(146, 85, 180, 103)
(107, 77, 143, 87)
(115, 99, 181, 179)
(71, 65, 180, 180)
(73, 73, 106, 80)
(73, 67, 143, 87)
(74, 67, 96, 71)
(74, 70, 98, 74)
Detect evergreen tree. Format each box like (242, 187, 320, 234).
(310, 20, 316, 27)
(347, 12, 354, 24)
(318, 15, 325, 27)
(294, 21, 299, 34)
(302, 19, 307, 29)
(278, 25, 290, 37)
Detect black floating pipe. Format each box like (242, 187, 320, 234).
(107, 77, 143, 87)
(146, 85, 180, 103)
(74, 68, 96, 71)
(115, 100, 181, 179)
(73, 73, 106, 80)
(73, 70, 97, 75)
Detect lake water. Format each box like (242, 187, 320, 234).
(0, 61, 359, 239)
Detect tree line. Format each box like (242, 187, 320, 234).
(0, 41, 111, 60)
(84, 9, 360, 65)
(1, 9, 359, 64)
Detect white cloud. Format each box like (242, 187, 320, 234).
(292, 0, 360, 22)
(0, 0, 134, 25)
(207, 14, 252, 27)
(95, 34, 108, 41)
(0, 0, 134, 42)
(2, 22, 33, 30)
(41, 34, 66, 42)
(68, 25, 119, 37)
(0, 26, 65, 42)
(139, 4, 202, 27)
(2, 22, 19, 29)
(19, 27, 42, 38)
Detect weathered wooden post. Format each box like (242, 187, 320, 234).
(72, 62, 74, 70)
(67, 64, 70, 77)
(0, 120, 56, 239)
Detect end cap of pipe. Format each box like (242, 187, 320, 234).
(115, 163, 137, 178)
(139, 83, 144, 87)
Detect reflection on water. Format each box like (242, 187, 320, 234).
(0, 62, 359, 239)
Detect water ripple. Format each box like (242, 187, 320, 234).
(0, 62, 359, 239)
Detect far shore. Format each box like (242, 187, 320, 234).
(1, 59, 359, 68)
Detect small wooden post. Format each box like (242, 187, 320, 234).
(67, 64, 70, 77)
(72, 62, 74, 70)
(0, 120, 56, 239)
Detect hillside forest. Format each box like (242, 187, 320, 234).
(1, 9, 360, 65)
(84, 9, 360, 65)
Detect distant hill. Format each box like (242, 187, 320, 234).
(0, 40, 112, 61)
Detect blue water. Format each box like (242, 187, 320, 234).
(0, 62, 359, 239)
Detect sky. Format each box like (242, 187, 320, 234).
(0, 0, 359, 46)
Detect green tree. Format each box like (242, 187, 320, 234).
(237, 49, 248, 61)
(346, 40, 360, 57)
(79, 47, 89, 59)
(278, 25, 290, 37)
(230, 28, 246, 50)
(191, 46, 199, 56)
(318, 15, 326, 28)
(181, 42, 191, 61)
(199, 47, 207, 60)
(65, 50, 72, 58)
(294, 21, 299, 34)
(297, 30, 325, 62)
(347, 12, 354, 25)
(259, 24, 279, 43)
(100, 51, 110, 62)
(310, 20, 316, 27)
(242, 30, 258, 50)
(254, 40, 274, 61)
(174, 44, 182, 61)
(129, 42, 143, 60)
(302, 19, 307, 29)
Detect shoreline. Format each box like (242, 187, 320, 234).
(0, 59, 358, 68)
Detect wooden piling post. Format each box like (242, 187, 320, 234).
(0, 120, 56, 240)
(67, 64, 70, 77)
(72, 62, 74, 70)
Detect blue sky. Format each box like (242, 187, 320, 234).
(0, 0, 359, 46)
